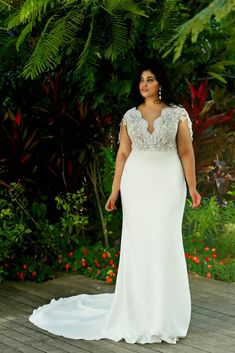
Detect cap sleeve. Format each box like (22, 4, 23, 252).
(178, 108, 193, 141)
(117, 112, 128, 144)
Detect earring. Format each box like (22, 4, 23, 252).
(158, 87, 162, 100)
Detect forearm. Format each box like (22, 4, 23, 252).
(112, 152, 128, 193)
(179, 149, 197, 191)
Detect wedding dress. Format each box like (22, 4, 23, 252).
(29, 104, 193, 344)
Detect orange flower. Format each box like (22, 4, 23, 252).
(207, 264, 212, 268)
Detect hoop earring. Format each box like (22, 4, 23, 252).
(158, 87, 162, 100)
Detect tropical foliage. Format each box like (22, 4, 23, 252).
(0, 0, 234, 282)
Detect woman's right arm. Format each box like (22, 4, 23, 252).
(105, 122, 132, 211)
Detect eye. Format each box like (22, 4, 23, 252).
(147, 78, 154, 82)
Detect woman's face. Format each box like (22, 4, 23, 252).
(139, 70, 160, 98)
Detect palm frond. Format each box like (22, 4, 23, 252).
(150, 0, 182, 52)
(162, 0, 235, 61)
(102, 0, 148, 17)
(103, 12, 131, 61)
(7, 0, 55, 29)
(16, 20, 33, 51)
(22, 10, 84, 79)
(76, 15, 94, 73)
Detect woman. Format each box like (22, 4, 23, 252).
(29, 60, 201, 345)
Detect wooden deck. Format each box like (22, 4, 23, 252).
(0, 272, 234, 353)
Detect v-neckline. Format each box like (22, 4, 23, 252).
(135, 106, 170, 135)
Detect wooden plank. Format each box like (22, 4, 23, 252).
(0, 272, 234, 353)
(0, 341, 23, 353)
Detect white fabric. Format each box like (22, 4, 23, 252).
(29, 106, 192, 344)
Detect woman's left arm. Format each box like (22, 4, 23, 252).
(177, 119, 201, 208)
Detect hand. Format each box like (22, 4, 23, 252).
(189, 188, 201, 208)
(105, 191, 119, 212)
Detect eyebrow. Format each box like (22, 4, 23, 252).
(140, 75, 155, 78)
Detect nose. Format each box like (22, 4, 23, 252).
(140, 80, 148, 88)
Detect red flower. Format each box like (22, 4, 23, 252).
(106, 276, 113, 284)
(204, 247, 209, 252)
(198, 239, 202, 242)
(17, 272, 25, 280)
(102, 252, 107, 259)
(94, 259, 101, 268)
(81, 258, 86, 267)
(211, 248, 216, 252)
(68, 252, 73, 257)
(206, 272, 211, 279)
(109, 259, 114, 265)
(65, 263, 70, 270)
(58, 258, 62, 264)
(205, 256, 210, 263)
(212, 254, 217, 259)
(23, 264, 27, 270)
(83, 248, 88, 255)
(97, 269, 101, 275)
(31, 271, 37, 278)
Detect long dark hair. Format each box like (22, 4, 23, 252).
(133, 59, 182, 107)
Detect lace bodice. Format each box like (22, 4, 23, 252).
(117, 105, 193, 152)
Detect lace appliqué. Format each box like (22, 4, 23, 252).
(117, 106, 193, 151)
(178, 109, 193, 141)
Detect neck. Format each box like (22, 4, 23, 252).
(144, 97, 162, 106)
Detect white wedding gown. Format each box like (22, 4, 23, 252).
(29, 105, 193, 344)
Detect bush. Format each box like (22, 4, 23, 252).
(0, 182, 89, 282)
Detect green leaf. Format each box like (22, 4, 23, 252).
(207, 71, 227, 84)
